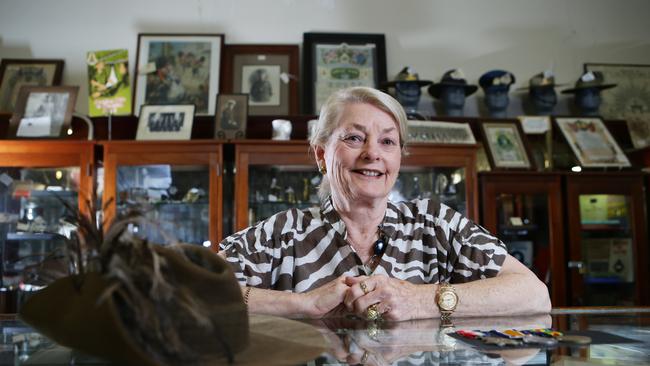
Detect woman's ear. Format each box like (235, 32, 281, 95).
(313, 145, 325, 163)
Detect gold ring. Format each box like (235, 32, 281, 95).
(359, 281, 369, 294)
(366, 303, 381, 321)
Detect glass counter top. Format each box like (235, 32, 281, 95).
(0, 309, 649, 365)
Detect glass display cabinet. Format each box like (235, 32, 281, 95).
(565, 172, 648, 306)
(480, 172, 566, 306)
(101, 141, 223, 250)
(234, 140, 479, 231)
(0, 141, 94, 312)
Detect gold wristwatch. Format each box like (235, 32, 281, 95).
(436, 283, 458, 320)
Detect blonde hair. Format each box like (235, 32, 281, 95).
(309, 86, 408, 201)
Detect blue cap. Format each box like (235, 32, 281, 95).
(479, 70, 516, 92)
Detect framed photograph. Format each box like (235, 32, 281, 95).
(214, 94, 248, 140)
(136, 104, 195, 140)
(8, 86, 79, 139)
(221, 44, 299, 116)
(0, 59, 64, 113)
(555, 117, 631, 168)
(407, 120, 476, 144)
(134, 33, 224, 116)
(584, 63, 650, 119)
(479, 121, 535, 170)
(302, 32, 387, 114)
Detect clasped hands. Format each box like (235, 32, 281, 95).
(303, 274, 424, 321)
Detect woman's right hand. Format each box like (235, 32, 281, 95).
(300, 275, 350, 318)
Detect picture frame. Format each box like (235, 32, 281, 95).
(221, 44, 299, 116)
(214, 94, 248, 140)
(134, 33, 224, 116)
(407, 120, 476, 144)
(302, 32, 387, 114)
(479, 120, 535, 170)
(7, 85, 79, 139)
(555, 117, 631, 168)
(0, 59, 64, 113)
(136, 104, 195, 141)
(584, 63, 650, 119)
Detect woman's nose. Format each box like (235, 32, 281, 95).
(361, 140, 381, 161)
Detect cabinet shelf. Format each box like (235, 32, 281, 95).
(580, 224, 628, 232)
(5, 232, 62, 241)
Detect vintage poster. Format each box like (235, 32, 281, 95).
(314, 43, 375, 112)
(86, 49, 131, 116)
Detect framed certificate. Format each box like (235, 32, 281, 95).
(555, 117, 630, 168)
(302, 32, 387, 114)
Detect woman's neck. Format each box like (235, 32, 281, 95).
(331, 193, 386, 256)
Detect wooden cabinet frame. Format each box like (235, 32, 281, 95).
(101, 140, 223, 249)
(0, 141, 95, 217)
(480, 172, 566, 306)
(565, 172, 648, 306)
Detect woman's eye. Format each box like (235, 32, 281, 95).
(382, 138, 397, 146)
(344, 135, 364, 143)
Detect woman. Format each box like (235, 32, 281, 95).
(219, 86, 551, 321)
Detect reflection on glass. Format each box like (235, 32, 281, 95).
(116, 165, 209, 245)
(578, 194, 635, 306)
(0, 167, 79, 290)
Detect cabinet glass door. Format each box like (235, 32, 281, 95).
(495, 193, 551, 283)
(247, 165, 320, 226)
(0, 167, 79, 290)
(578, 194, 635, 306)
(115, 164, 210, 246)
(394, 167, 467, 216)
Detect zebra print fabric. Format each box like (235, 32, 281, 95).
(219, 198, 507, 292)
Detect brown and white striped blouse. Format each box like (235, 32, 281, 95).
(219, 198, 508, 292)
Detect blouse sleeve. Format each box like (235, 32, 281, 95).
(432, 203, 508, 283)
(218, 222, 277, 288)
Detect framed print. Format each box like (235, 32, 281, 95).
(302, 32, 387, 114)
(134, 33, 224, 116)
(214, 94, 248, 140)
(8, 85, 79, 139)
(407, 120, 476, 144)
(584, 63, 650, 119)
(136, 104, 195, 140)
(0, 59, 64, 113)
(479, 121, 535, 170)
(222, 44, 299, 116)
(555, 117, 631, 168)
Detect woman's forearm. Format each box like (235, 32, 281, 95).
(243, 286, 311, 318)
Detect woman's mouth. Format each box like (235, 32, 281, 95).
(352, 169, 384, 177)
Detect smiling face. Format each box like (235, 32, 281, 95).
(315, 102, 402, 206)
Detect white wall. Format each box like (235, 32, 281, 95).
(1, 0, 649, 116)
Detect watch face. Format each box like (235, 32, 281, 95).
(440, 291, 457, 310)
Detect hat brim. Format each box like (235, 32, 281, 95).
(516, 83, 568, 91)
(428, 83, 478, 99)
(383, 80, 433, 88)
(561, 84, 617, 94)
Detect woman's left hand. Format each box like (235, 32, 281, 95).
(343, 275, 432, 321)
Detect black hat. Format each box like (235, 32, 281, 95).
(517, 70, 566, 90)
(383, 66, 432, 88)
(428, 69, 478, 99)
(561, 71, 616, 94)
